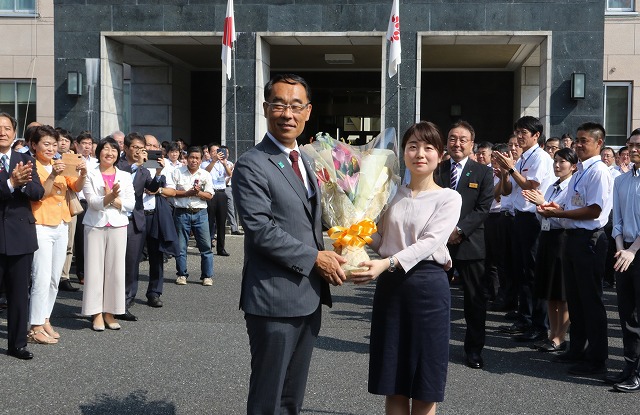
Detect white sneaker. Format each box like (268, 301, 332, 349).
(175, 276, 187, 285)
(202, 277, 213, 286)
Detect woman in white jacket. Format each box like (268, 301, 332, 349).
(81, 137, 135, 331)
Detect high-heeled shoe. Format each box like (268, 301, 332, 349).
(28, 329, 58, 344)
(43, 322, 60, 339)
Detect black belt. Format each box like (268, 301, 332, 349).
(214, 189, 226, 192)
(176, 207, 204, 213)
(566, 227, 603, 235)
(514, 210, 535, 217)
(500, 211, 513, 217)
(144, 209, 155, 216)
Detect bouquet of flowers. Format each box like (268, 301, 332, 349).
(301, 128, 400, 276)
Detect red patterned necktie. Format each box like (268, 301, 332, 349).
(289, 150, 304, 183)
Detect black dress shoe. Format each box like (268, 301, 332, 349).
(514, 328, 547, 342)
(536, 339, 567, 352)
(217, 249, 230, 257)
(605, 362, 637, 384)
(464, 352, 484, 369)
(614, 373, 640, 392)
(147, 296, 163, 308)
(499, 321, 529, 334)
(116, 310, 138, 321)
(568, 361, 607, 376)
(7, 346, 33, 360)
(59, 279, 80, 292)
(231, 230, 244, 235)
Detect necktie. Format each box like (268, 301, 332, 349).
(1, 154, 8, 172)
(450, 162, 459, 189)
(289, 150, 304, 183)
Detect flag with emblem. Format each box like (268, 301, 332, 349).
(386, 0, 401, 78)
(221, 0, 236, 80)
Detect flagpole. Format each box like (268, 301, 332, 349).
(232, 43, 238, 163)
(396, 67, 401, 151)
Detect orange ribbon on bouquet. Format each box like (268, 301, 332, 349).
(327, 219, 377, 250)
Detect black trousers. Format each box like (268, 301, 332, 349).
(513, 211, 547, 330)
(245, 307, 321, 415)
(0, 253, 33, 350)
(73, 199, 88, 277)
(144, 213, 164, 299)
(616, 251, 640, 365)
(457, 259, 487, 354)
(208, 189, 228, 252)
(124, 218, 146, 305)
(564, 228, 608, 363)
(494, 212, 519, 308)
(484, 212, 502, 300)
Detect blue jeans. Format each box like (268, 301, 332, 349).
(174, 208, 214, 280)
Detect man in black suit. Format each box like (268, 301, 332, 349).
(116, 133, 161, 321)
(436, 120, 494, 369)
(232, 74, 346, 414)
(0, 112, 45, 359)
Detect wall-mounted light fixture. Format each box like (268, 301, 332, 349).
(570, 72, 585, 100)
(67, 71, 83, 96)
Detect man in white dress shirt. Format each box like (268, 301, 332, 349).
(538, 122, 613, 376)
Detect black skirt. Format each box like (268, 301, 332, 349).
(533, 229, 567, 301)
(368, 261, 450, 403)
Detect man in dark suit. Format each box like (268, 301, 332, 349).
(0, 112, 45, 359)
(116, 132, 161, 321)
(436, 120, 494, 369)
(232, 74, 346, 414)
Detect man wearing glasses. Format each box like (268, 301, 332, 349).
(232, 73, 346, 414)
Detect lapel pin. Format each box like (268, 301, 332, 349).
(277, 161, 285, 168)
(466, 172, 471, 177)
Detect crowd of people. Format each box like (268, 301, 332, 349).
(0, 112, 241, 357)
(2, 71, 640, 415)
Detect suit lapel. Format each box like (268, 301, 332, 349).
(458, 160, 474, 191)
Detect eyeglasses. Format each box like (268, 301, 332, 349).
(448, 136, 471, 145)
(265, 102, 310, 114)
(130, 145, 145, 151)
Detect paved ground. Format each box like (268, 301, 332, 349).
(1, 235, 638, 414)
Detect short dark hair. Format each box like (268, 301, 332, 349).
(629, 128, 640, 140)
(55, 127, 74, 142)
(76, 130, 94, 144)
(477, 141, 493, 150)
(0, 112, 17, 130)
(514, 116, 543, 137)
(31, 125, 59, 146)
(449, 120, 475, 141)
(95, 137, 119, 162)
(124, 132, 146, 148)
(264, 74, 312, 103)
(576, 122, 606, 145)
(207, 142, 222, 152)
(167, 142, 181, 153)
(555, 147, 578, 165)
(186, 146, 203, 158)
(492, 143, 508, 153)
(401, 121, 444, 155)
(618, 146, 629, 155)
(545, 137, 560, 145)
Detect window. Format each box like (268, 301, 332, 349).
(0, 81, 36, 138)
(606, 0, 635, 12)
(0, 0, 35, 14)
(603, 82, 632, 146)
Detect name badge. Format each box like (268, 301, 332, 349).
(540, 218, 551, 231)
(571, 191, 586, 207)
(468, 182, 478, 189)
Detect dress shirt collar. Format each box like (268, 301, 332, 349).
(266, 131, 301, 156)
(577, 155, 602, 173)
(520, 145, 538, 161)
(450, 156, 468, 171)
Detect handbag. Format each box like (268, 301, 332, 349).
(66, 188, 84, 216)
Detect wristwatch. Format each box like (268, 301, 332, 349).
(388, 256, 397, 273)
(508, 167, 515, 175)
(158, 187, 163, 195)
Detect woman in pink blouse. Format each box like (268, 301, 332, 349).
(352, 121, 462, 415)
